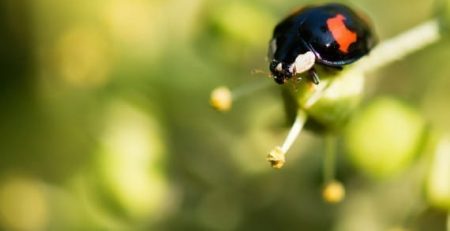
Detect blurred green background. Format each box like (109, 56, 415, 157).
(0, 0, 449, 230)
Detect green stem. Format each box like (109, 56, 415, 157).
(356, 19, 441, 73)
(231, 79, 272, 100)
(267, 109, 308, 168)
(323, 134, 337, 183)
(280, 109, 308, 153)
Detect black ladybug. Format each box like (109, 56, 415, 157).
(268, 3, 376, 84)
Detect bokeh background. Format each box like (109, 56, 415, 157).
(0, 0, 449, 230)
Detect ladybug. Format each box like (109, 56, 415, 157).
(268, 3, 376, 84)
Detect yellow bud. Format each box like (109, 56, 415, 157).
(210, 86, 232, 112)
(322, 181, 345, 203)
(267, 146, 285, 169)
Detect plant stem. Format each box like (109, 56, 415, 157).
(231, 79, 272, 100)
(356, 19, 441, 73)
(280, 109, 308, 153)
(267, 109, 308, 168)
(323, 134, 337, 183)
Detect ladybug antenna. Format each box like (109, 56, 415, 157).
(251, 68, 271, 78)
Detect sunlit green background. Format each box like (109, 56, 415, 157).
(1, 0, 449, 230)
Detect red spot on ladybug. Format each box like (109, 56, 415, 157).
(326, 14, 357, 53)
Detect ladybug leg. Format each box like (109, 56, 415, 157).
(308, 68, 320, 85)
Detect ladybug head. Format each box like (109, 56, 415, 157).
(269, 51, 316, 85)
(269, 60, 293, 84)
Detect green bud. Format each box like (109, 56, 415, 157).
(426, 136, 450, 210)
(344, 98, 426, 178)
(283, 67, 364, 131)
(91, 100, 169, 220)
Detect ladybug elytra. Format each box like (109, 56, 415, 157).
(268, 3, 377, 84)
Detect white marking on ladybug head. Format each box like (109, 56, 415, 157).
(275, 63, 282, 72)
(291, 51, 316, 74)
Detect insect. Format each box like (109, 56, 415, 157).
(268, 3, 376, 84)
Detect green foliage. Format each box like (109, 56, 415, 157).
(0, 0, 449, 230)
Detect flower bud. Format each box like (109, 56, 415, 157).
(426, 136, 450, 210)
(322, 181, 345, 203)
(283, 67, 364, 131)
(344, 98, 426, 178)
(210, 86, 232, 112)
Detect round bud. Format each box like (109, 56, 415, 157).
(210, 86, 232, 112)
(283, 67, 364, 131)
(322, 181, 346, 203)
(344, 98, 426, 178)
(426, 136, 450, 210)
